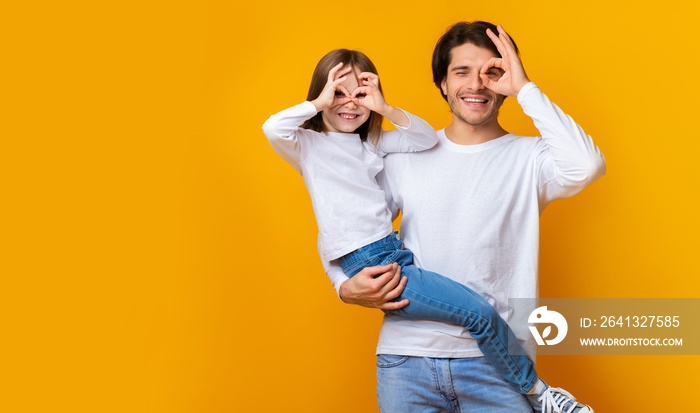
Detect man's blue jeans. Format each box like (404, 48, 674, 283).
(338, 231, 538, 395)
(376, 355, 534, 412)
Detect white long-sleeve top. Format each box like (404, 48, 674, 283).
(325, 83, 606, 357)
(262, 101, 438, 261)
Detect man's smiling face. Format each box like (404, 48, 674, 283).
(441, 43, 505, 128)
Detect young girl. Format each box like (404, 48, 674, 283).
(263, 49, 560, 406)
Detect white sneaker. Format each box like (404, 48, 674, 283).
(529, 382, 593, 413)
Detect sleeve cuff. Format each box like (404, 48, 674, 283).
(334, 277, 349, 302)
(516, 82, 538, 103)
(390, 108, 412, 130)
(301, 100, 320, 116)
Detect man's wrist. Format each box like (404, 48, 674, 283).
(516, 82, 537, 102)
(514, 78, 531, 96)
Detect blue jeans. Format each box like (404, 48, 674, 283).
(376, 355, 533, 412)
(338, 232, 538, 395)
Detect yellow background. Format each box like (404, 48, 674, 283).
(2, 0, 699, 411)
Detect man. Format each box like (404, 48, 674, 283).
(325, 21, 605, 412)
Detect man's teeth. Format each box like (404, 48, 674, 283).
(462, 98, 487, 103)
(340, 114, 359, 119)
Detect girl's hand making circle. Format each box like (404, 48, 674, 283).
(311, 62, 353, 112)
(352, 72, 388, 114)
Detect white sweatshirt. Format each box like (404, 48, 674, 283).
(325, 83, 606, 357)
(262, 101, 438, 261)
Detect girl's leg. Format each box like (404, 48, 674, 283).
(392, 250, 538, 394)
(337, 233, 537, 394)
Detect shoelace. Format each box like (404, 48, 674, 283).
(538, 387, 582, 413)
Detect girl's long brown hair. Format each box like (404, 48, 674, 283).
(302, 49, 384, 146)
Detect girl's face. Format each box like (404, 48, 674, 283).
(321, 66, 371, 134)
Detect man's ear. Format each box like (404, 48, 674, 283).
(440, 78, 447, 96)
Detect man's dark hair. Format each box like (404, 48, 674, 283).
(432, 21, 519, 101)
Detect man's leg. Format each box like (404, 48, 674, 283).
(377, 355, 533, 413)
(376, 355, 454, 413)
(449, 356, 533, 412)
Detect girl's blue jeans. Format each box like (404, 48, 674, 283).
(337, 231, 538, 394)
